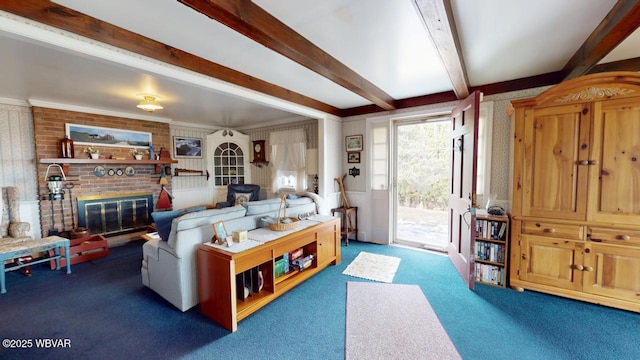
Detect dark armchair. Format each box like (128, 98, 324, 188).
(215, 184, 261, 209)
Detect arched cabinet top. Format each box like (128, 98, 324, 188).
(512, 71, 640, 108)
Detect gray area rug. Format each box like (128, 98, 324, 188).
(345, 282, 461, 360)
(342, 251, 401, 283)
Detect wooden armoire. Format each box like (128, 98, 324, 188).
(510, 71, 640, 312)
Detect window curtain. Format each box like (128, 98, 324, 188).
(270, 129, 306, 193)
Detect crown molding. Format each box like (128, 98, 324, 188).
(0, 97, 30, 107)
(170, 120, 219, 131)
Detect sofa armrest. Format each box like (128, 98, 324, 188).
(294, 191, 327, 215)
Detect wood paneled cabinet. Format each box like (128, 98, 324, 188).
(197, 218, 341, 332)
(583, 242, 640, 303)
(511, 72, 640, 312)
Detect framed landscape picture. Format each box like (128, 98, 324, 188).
(174, 136, 203, 158)
(66, 123, 151, 149)
(345, 134, 363, 152)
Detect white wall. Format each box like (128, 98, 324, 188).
(170, 124, 217, 208)
(0, 101, 42, 238)
(319, 116, 343, 213)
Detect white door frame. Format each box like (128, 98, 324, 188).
(206, 130, 252, 204)
(392, 114, 451, 250)
(365, 106, 453, 245)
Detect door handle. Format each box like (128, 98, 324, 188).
(462, 207, 471, 229)
(453, 138, 463, 152)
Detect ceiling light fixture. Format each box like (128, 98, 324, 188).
(136, 93, 163, 112)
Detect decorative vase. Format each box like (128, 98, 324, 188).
(90, 153, 99, 159)
(135, 154, 143, 160)
(61, 135, 74, 158)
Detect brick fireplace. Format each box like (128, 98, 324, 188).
(77, 192, 154, 237)
(33, 107, 172, 241)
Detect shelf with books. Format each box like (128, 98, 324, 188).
(197, 218, 341, 332)
(474, 213, 509, 288)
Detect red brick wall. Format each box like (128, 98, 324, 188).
(33, 107, 172, 237)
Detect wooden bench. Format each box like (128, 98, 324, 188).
(0, 236, 71, 293)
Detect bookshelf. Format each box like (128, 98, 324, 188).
(474, 212, 509, 287)
(197, 218, 340, 332)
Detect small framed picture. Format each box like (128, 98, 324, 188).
(174, 136, 203, 158)
(345, 135, 363, 152)
(348, 152, 360, 163)
(213, 221, 228, 245)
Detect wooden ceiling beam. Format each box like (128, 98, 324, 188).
(562, 0, 640, 79)
(588, 57, 640, 73)
(413, 0, 469, 99)
(0, 0, 342, 116)
(178, 0, 397, 111)
(342, 71, 563, 118)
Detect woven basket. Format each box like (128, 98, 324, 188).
(268, 195, 299, 231)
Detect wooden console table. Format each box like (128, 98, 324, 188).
(197, 217, 340, 332)
(0, 236, 71, 294)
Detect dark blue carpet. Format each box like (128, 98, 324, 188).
(1, 240, 639, 359)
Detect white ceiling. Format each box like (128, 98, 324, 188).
(0, 0, 637, 128)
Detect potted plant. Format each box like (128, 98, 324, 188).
(130, 148, 146, 160)
(84, 147, 100, 159)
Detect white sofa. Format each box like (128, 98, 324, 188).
(141, 193, 324, 311)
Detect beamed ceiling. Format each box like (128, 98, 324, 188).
(0, 0, 638, 128)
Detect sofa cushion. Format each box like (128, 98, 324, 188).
(245, 198, 283, 215)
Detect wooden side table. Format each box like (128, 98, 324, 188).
(331, 206, 357, 246)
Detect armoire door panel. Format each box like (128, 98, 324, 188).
(583, 244, 640, 303)
(519, 235, 583, 291)
(588, 99, 640, 225)
(522, 104, 590, 220)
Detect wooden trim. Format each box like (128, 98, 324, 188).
(511, 71, 640, 108)
(589, 57, 640, 73)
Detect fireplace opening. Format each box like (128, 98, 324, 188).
(77, 193, 153, 236)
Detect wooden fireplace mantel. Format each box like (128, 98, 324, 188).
(39, 158, 178, 174)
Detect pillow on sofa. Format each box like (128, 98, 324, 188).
(235, 192, 252, 206)
(152, 210, 182, 242)
(151, 206, 207, 241)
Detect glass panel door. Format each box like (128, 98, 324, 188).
(394, 119, 450, 251)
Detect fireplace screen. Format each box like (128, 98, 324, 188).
(78, 193, 153, 236)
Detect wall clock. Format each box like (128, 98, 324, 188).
(252, 140, 266, 162)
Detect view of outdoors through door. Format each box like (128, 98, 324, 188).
(395, 120, 450, 251)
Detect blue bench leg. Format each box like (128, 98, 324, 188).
(1, 262, 6, 294)
(65, 244, 71, 274)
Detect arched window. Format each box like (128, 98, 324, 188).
(213, 142, 245, 185)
